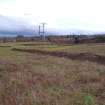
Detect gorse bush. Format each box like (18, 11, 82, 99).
(84, 95, 95, 105)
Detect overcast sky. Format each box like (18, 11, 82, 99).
(0, 0, 105, 32)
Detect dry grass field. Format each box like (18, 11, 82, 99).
(0, 42, 105, 105)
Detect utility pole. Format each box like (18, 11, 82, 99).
(41, 23, 46, 40)
(39, 25, 42, 39)
(38, 23, 47, 40)
(39, 25, 41, 35)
